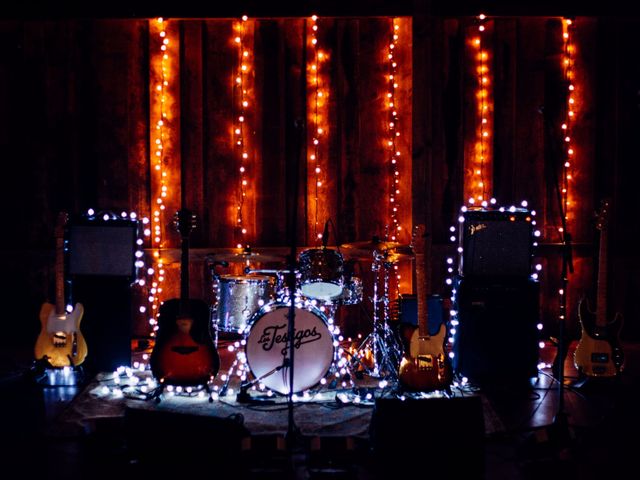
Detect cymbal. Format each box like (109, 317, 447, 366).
(341, 238, 401, 252)
(340, 237, 413, 260)
(208, 249, 285, 264)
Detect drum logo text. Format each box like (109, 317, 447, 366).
(257, 323, 323, 354)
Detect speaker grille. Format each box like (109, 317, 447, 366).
(68, 221, 137, 277)
(459, 209, 533, 278)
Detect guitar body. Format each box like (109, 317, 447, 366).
(150, 290, 220, 385)
(35, 302, 87, 367)
(399, 323, 451, 392)
(574, 297, 624, 377)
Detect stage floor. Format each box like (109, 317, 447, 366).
(2, 340, 639, 479)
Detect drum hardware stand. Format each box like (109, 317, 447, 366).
(236, 360, 288, 404)
(350, 249, 402, 381)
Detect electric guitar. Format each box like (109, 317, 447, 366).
(398, 224, 452, 392)
(574, 199, 625, 377)
(35, 212, 88, 367)
(150, 209, 220, 386)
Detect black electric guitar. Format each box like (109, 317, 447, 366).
(150, 209, 219, 385)
(574, 199, 624, 377)
(398, 224, 452, 392)
(34, 212, 88, 367)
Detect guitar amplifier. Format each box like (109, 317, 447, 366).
(67, 216, 138, 278)
(459, 208, 533, 279)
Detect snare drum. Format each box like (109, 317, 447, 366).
(298, 248, 344, 300)
(213, 275, 275, 333)
(245, 303, 335, 394)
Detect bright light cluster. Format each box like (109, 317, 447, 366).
(233, 15, 252, 249)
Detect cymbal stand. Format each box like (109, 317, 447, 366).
(350, 250, 402, 380)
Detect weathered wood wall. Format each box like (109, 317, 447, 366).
(2, 15, 639, 350)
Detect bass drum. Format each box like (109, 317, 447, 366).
(245, 303, 335, 394)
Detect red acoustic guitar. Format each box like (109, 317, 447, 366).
(150, 209, 219, 386)
(398, 224, 452, 392)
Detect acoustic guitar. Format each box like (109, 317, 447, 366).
(150, 209, 220, 386)
(399, 224, 452, 392)
(34, 212, 88, 367)
(574, 199, 625, 377)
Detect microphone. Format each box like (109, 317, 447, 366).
(322, 219, 330, 248)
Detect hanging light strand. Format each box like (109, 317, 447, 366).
(233, 15, 251, 249)
(469, 14, 492, 206)
(560, 18, 577, 232)
(309, 14, 327, 245)
(145, 17, 173, 341)
(387, 19, 402, 243)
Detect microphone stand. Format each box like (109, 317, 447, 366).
(284, 116, 305, 472)
(540, 105, 574, 451)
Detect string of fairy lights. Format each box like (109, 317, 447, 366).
(560, 18, 576, 237)
(145, 17, 173, 341)
(386, 18, 404, 295)
(387, 19, 402, 243)
(308, 14, 327, 245)
(468, 14, 493, 206)
(553, 17, 578, 361)
(233, 15, 251, 249)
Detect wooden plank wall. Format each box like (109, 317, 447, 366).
(2, 15, 639, 349)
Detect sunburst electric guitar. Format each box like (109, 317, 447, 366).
(34, 212, 88, 367)
(150, 209, 220, 386)
(574, 200, 624, 377)
(399, 224, 452, 392)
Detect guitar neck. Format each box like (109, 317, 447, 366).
(180, 234, 190, 314)
(55, 232, 65, 315)
(596, 227, 608, 327)
(415, 252, 429, 338)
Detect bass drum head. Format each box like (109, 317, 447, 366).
(245, 304, 335, 394)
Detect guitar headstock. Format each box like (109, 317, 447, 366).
(411, 224, 427, 255)
(55, 211, 69, 239)
(595, 199, 611, 231)
(175, 209, 197, 238)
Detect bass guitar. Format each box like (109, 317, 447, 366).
(34, 211, 88, 367)
(150, 209, 220, 386)
(399, 224, 452, 392)
(574, 199, 624, 377)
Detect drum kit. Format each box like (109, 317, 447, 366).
(206, 239, 413, 395)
